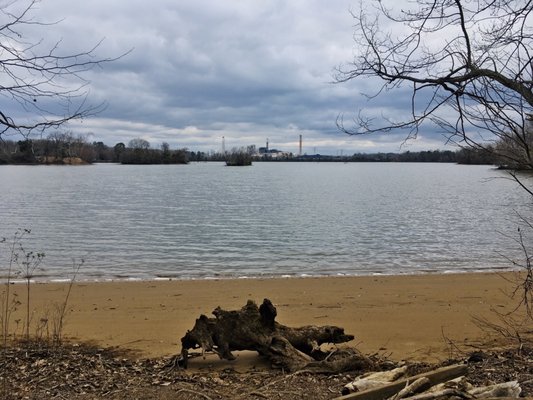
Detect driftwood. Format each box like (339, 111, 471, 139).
(343, 366, 410, 393)
(338, 364, 522, 400)
(178, 298, 370, 372)
(403, 380, 521, 400)
(338, 365, 468, 399)
(390, 377, 432, 400)
(468, 381, 522, 398)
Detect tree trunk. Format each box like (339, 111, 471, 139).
(179, 298, 370, 372)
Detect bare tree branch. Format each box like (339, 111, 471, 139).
(336, 0, 533, 162)
(0, 0, 128, 139)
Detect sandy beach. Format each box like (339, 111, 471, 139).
(5, 272, 524, 366)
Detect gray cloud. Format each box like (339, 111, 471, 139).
(3, 0, 454, 154)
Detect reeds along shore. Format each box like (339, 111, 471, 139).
(1, 272, 526, 364)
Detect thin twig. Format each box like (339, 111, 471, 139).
(175, 388, 213, 400)
(248, 391, 269, 399)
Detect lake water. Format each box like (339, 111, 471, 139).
(0, 162, 530, 281)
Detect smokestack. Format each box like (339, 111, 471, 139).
(299, 134, 302, 156)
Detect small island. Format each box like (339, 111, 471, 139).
(225, 148, 253, 166)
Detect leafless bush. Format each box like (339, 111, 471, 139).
(473, 216, 533, 349)
(1, 230, 83, 399)
(51, 259, 83, 346)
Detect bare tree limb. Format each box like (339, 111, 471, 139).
(0, 0, 128, 139)
(336, 0, 533, 167)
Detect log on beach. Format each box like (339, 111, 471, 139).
(178, 298, 372, 372)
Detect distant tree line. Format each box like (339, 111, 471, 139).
(0, 134, 189, 165)
(349, 148, 497, 165)
(0, 132, 97, 165)
(119, 139, 188, 165)
(0, 132, 525, 168)
(273, 148, 498, 165)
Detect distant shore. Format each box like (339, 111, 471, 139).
(5, 272, 524, 367)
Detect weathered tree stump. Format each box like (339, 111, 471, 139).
(179, 298, 373, 372)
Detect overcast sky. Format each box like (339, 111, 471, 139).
(7, 0, 456, 155)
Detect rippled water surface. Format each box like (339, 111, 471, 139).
(0, 162, 530, 281)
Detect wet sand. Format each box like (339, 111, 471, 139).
(5, 272, 523, 366)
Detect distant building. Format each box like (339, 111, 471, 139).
(257, 147, 291, 159)
(258, 147, 280, 154)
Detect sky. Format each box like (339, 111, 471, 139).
(2, 0, 457, 155)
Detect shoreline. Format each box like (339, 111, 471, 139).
(2, 265, 520, 285)
(3, 271, 526, 367)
